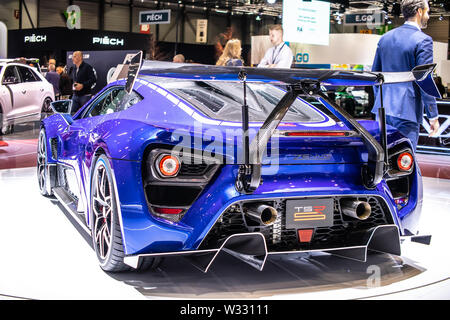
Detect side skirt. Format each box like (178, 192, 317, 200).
(53, 186, 90, 235)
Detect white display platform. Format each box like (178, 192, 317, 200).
(0, 167, 449, 300)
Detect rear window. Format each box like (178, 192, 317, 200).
(159, 80, 326, 122)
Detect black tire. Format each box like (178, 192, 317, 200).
(90, 154, 161, 272)
(2, 124, 14, 135)
(0, 109, 13, 136)
(37, 128, 52, 196)
(137, 256, 162, 272)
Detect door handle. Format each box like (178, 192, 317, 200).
(22, 90, 26, 94)
(40, 88, 44, 92)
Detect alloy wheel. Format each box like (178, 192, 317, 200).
(37, 130, 48, 195)
(92, 161, 113, 261)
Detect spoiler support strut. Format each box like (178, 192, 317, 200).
(236, 71, 253, 193)
(236, 86, 301, 193)
(378, 76, 389, 167)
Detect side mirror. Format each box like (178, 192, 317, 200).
(3, 76, 19, 85)
(50, 100, 72, 114)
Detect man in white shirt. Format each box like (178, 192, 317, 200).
(258, 25, 293, 69)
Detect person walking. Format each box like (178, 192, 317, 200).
(57, 66, 73, 100)
(371, 0, 439, 151)
(70, 51, 96, 114)
(45, 64, 60, 100)
(216, 39, 243, 67)
(257, 25, 293, 69)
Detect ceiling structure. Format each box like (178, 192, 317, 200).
(133, 0, 450, 18)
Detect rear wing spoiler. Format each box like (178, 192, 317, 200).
(127, 54, 439, 193)
(138, 61, 440, 98)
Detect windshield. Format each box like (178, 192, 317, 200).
(158, 80, 326, 122)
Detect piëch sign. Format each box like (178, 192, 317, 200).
(24, 34, 47, 43)
(139, 10, 171, 25)
(93, 36, 124, 46)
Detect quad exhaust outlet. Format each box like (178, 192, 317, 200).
(341, 200, 372, 220)
(244, 204, 278, 226)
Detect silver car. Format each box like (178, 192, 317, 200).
(0, 61, 55, 134)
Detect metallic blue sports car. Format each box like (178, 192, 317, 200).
(37, 54, 439, 272)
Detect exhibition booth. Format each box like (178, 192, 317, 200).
(7, 27, 151, 66)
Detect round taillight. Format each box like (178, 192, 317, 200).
(397, 152, 413, 171)
(158, 155, 180, 177)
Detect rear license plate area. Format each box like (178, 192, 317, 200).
(285, 198, 334, 229)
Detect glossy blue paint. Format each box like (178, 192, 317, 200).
(41, 73, 422, 256)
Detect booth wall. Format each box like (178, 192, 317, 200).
(105, 5, 129, 33)
(39, 0, 67, 28)
(0, 0, 38, 30)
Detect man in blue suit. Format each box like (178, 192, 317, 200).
(371, 0, 440, 151)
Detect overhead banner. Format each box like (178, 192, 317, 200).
(282, 0, 330, 46)
(139, 10, 171, 25)
(344, 12, 384, 26)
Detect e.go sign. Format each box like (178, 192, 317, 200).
(344, 12, 383, 26)
(295, 53, 310, 63)
(139, 10, 171, 25)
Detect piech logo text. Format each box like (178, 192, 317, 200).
(144, 13, 164, 22)
(24, 34, 47, 43)
(92, 36, 124, 46)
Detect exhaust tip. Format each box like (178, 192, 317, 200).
(244, 204, 278, 226)
(342, 200, 371, 220)
(260, 206, 278, 226)
(355, 202, 371, 220)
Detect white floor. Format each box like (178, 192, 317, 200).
(0, 167, 449, 300)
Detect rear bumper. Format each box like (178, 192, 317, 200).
(112, 160, 416, 256)
(123, 224, 401, 272)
